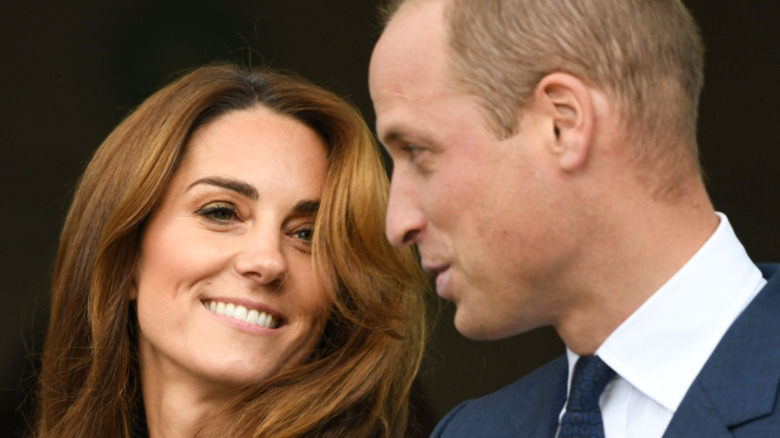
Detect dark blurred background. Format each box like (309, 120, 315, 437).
(1, 1, 777, 436)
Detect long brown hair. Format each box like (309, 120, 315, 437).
(35, 64, 427, 437)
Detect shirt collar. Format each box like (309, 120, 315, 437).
(574, 213, 766, 411)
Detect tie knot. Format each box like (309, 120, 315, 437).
(567, 355, 615, 412)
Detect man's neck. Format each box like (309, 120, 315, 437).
(554, 177, 718, 355)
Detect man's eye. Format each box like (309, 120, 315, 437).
(402, 144, 424, 157)
(400, 143, 434, 174)
(196, 202, 238, 223)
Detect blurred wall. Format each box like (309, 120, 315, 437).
(1, 1, 777, 435)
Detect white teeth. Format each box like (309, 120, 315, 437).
(205, 300, 278, 329)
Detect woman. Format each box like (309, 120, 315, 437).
(34, 64, 427, 437)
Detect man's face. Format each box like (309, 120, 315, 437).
(369, 0, 584, 340)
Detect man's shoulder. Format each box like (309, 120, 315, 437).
(665, 262, 780, 436)
(758, 263, 780, 283)
(430, 355, 568, 437)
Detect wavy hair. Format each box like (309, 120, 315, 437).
(35, 64, 427, 437)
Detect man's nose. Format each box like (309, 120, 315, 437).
(385, 172, 426, 247)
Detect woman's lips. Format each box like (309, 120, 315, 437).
(201, 298, 284, 330)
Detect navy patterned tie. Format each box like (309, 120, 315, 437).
(559, 355, 616, 438)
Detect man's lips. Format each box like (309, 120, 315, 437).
(423, 263, 452, 298)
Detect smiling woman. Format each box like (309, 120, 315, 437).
(33, 64, 428, 437)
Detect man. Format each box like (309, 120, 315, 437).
(368, 0, 780, 436)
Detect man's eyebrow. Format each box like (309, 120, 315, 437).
(187, 177, 258, 201)
(379, 125, 434, 150)
(380, 129, 402, 145)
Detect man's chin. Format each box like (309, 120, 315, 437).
(453, 310, 507, 341)
(453, 306, 540, 341)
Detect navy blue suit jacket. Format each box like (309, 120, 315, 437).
(431, 264, 780, 437)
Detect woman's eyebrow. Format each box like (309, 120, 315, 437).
(292, 200, 321, 216)
(187, 177, 258, 201)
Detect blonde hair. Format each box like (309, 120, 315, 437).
(35, 64, 427, 437)
(384, 0, 705, 194)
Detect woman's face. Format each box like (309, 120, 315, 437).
(133, 106, 331, 391)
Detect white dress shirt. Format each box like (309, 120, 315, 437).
(558, 213, 767, 437)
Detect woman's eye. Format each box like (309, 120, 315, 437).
(293, 226, 314, 243)
(196, 202, 238, 223)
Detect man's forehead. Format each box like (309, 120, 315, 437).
(371, 73, 453, 145)
(370, 0, 451, 99)
(372, 1, 447, 69)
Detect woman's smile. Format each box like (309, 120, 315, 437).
(133, 106, 332, 391)
(203, 299, 281, 329)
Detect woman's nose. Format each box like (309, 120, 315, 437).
(233, 232, 288, 286)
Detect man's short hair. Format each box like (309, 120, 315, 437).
(383, 0, 706, 194)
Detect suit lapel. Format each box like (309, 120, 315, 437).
(663, 382, 735, 438)
(509, 355, 568, 437)
(514, 385, 566, 437)
(664, 264, 780, 437)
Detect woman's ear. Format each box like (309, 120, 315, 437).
(128, 263, 139, 301)
(534, 72, 595, 172)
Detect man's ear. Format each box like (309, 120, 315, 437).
(533, 73, 595, 172)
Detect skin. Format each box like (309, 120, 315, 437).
(369, 0, 718, 353)
(132, 106, 331, 437)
